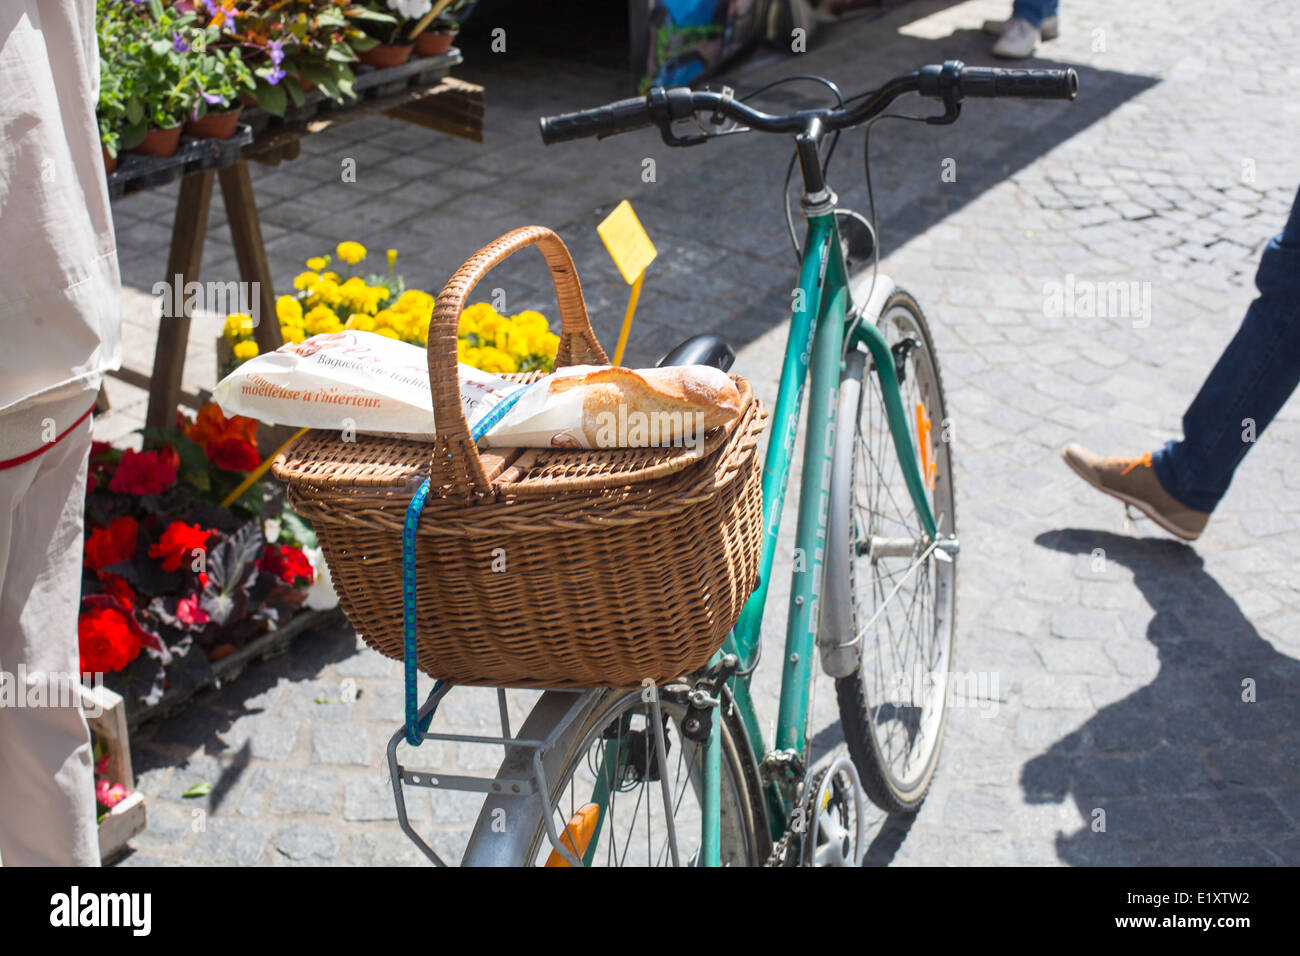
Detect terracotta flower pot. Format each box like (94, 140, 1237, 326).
(359, 42, 415, 69)
(102, 146, 117, 176)
(239, 91, 258, 108)
(296, 72, 314, 92)
(184, 106, 244, 140)
(415, 29, 457, 57)
(130, 124, 182, 158)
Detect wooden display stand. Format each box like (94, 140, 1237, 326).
(105, 59, 485, 431)
(82, 683, 147, 863)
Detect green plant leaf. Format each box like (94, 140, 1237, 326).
(120, 117, 148, 151)
(348, 9, 398, 23)
(279, 505, 317, 550)
(254, 81, 287, 117)
(182, 782, 212, 798)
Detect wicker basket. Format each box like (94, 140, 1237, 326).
(272, 226, 767, 688)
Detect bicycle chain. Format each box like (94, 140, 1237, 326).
(763, 765, 831, 867)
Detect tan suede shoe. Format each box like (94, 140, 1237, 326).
(1061, 443, 1210, 541)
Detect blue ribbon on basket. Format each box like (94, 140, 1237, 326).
(401, 384, 530, 745)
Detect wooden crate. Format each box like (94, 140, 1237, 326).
(82, 683, 147, 863)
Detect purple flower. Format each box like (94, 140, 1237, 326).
(172, 32, 189, 53)
(269, 40, 284, 66)
(201, 0, 217, 14)
(202, 91, 226, 106)
(266, 67, 286, 86)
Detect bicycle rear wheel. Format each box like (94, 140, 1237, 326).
(827, 289, 957, 813)
(510, 688, 768, 866)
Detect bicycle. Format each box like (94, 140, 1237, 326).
(387, 60, 1078, 866)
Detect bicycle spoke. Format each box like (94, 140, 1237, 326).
(847, 304, 956, 799)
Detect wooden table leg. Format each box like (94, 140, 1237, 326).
(219, 159, 284, 356)
(145, 169, 214, 431)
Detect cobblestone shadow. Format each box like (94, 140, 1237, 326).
(1029, 529, 1300, 865)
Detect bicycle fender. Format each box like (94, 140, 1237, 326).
(461, 689, 606, 867)
(818, 348, 865, 678)
(848, 271, 897, 339)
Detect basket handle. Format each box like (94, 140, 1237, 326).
(428, 225, 609, 495)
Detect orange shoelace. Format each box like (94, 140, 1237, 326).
(1113, 451, 1153, 475)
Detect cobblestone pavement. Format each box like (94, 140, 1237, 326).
(106, 0, 1300, 865)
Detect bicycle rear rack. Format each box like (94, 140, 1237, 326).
(385, 684, 594, 867)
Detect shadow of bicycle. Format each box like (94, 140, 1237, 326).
(1027, 529, 1300, 865)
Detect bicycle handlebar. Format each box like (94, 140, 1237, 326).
(950, 65, 1079, 99)
(539, 61, 1078, 145)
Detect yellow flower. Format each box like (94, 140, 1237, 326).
(512, 310, 550, 335)
(293, 271, 320, 292)
(310, 279, 342, 309)
(394, 289, 434, 317)
(472, 346, 518, 374)
(280, 323, 306, 344)
(306, 256, 329, 272)
(232, 340, 259, 361)
(276, 295, 303, 324)
(374, 328, 400, 340)
(336, 241, 367, 266)
(223, 312, 255, 341)
(386, 249, 397, 269)
(345, 313, 375, 333)
(456, 341, 480, 366)
(320, 271, 340, 284)
(413, 316, 431, 344)
(536, 330, 560, 359)
(304, 305, 342, 335)
(361, 285, 389, 314)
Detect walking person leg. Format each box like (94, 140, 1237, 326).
(1064, 185, 1300, 540)
(985, 0, 1061, 58)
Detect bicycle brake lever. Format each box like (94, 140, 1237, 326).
(654, 120, 710, 147)
(924, 61, 963, 125)
(648, 86, 710, 147)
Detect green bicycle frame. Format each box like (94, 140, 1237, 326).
(699, 205, 938, 860)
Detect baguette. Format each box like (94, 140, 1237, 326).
(546, 365, 742, 448)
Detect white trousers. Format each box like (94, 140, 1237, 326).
(0, 402, 98, 866)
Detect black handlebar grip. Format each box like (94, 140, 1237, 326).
(959, 66, 1079, 100)
(539, 96, 653, 145)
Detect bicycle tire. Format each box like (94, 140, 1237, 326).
(830, 288, 958, 814)
(511, 687, 769, 866)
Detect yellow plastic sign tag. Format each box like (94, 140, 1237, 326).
(598, 200, 657, 284)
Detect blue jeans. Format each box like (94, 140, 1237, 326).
(1012, 0, 1059, 26)
(1152, 185, 1300, 513)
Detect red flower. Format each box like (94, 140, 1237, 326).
(100, 573, 137, 608)
(185, 403, 257, 452)
(78, 606, 144, 674)
(175, 594, 210, 627)
(108, 448, 177, 496)
(206, 436, 261, 473)
(260, 544, 315, 585)
(84, 516, 138, 573)
(95, 779, 130, 810)
(148, 522, 211, 573)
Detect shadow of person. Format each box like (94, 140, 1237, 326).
(1026, 529, 1299, 865)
